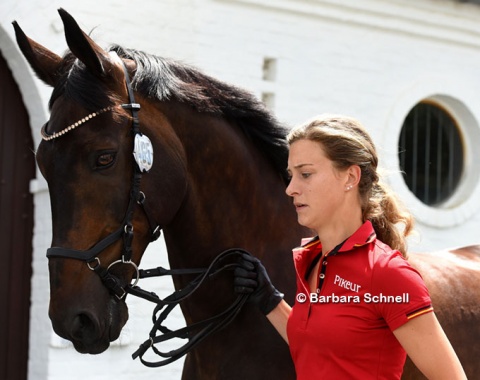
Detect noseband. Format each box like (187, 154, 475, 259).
(43, 52, 249, 366)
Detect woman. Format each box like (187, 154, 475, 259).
(234, 114, 466, 379)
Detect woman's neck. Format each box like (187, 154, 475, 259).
(318, 210, 363, 255)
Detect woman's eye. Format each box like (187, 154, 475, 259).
(96, 152, 116, 168)
(301, 172, 311, 179)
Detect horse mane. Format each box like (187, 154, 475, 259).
(110, 45, 290, 183)
(49, 46, 290, 182)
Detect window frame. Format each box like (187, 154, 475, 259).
(383, 88, 480, 228)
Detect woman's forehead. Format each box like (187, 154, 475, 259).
(289, 139, 326, 157)
(288, 140, 329, 167)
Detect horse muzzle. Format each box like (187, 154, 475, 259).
(48, 257, 130, 354)
(49, 295, 128, 354)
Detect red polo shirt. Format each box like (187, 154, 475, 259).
(286, 221, 433, 380)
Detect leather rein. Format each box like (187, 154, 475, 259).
(43, 52, 249, 367)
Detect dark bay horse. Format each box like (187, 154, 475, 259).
(13, 9, 480, 379)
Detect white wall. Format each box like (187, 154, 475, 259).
(1, 0, 480, 379)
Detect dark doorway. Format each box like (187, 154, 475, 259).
(0, 50, 35, 380)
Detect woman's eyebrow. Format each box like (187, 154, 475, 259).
(293, 163, 313, 169)
(286, 163, 313, 173)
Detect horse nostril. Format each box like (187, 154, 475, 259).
(71, 312, 98, 342)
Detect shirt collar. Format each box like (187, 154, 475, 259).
(296, 220, 376, 256)
(337, 220, 376, 254)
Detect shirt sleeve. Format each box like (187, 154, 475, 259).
(371, 251, 433, 331)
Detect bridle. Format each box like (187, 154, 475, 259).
(43, 52, 249, 366)
(45, 52, 160, 299)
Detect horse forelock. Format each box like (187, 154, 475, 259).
(110, 45, 290, 183)
(48, 52, 116, 113)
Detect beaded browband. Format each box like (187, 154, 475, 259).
(40, 105, 118, 141)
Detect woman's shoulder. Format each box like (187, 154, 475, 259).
(371, 240, 426, 284)
(372, 238, 403, 260)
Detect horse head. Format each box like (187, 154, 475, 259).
(13, 9, 188, 354)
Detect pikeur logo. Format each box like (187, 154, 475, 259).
(333, 274, 361, 293)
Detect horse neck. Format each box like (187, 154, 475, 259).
(156, 104, 302, 269)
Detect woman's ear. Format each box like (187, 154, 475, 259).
(345, 165, 361, 190)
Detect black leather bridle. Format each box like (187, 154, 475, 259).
(43, 52, 249, 366)
(45, 52, 161, 299)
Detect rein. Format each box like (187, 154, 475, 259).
(43, 53, 249, 366)
(130, 248, 249, 367)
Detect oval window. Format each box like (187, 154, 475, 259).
(398, 102, 464, 206)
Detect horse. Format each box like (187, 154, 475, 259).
(13, 9, 480, 379)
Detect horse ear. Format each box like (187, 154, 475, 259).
(12, 21, 63, 87)
(58, 8, 112, 78)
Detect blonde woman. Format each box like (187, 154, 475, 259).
(235, 115, 466, 379)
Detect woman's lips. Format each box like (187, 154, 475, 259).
(294, 203, 307, 211)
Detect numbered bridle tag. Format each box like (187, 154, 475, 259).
(133, 133, 154, 172)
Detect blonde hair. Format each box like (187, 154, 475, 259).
(287, 114, 413, 257)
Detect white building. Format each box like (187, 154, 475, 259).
(1, 0, 480, 379)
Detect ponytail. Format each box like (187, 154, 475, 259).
(364, 181, 413, 257)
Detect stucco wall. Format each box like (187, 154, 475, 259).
(1, 0, 480, 379)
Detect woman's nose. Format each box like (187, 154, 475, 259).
(286, 177, 296, 197)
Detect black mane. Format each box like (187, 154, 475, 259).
(52, 46, 290, 182)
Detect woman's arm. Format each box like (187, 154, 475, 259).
(393, 312, 466, 379)
(266, 300, 292, 343)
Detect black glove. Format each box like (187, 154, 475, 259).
(234, 252, 284, 315)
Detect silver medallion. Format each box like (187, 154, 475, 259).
(133, 133, 154, 172)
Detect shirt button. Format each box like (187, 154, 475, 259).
(319, 273, 325, 279)
(322, 261, 328, 266)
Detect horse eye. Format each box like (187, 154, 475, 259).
(96, 152, 116, 168)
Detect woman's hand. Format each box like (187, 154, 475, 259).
(233, 252, 284, 315)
